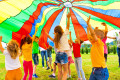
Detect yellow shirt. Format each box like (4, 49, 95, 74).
(89, 36, 106, 68)
(22, 43, 32, 61)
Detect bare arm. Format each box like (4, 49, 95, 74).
(44, 43, 47, 49)
(102, 23, 108, 38)
(44, 29, 54, 41)
(107, 36, 116, 39)
(0, 36, 5, 53)
(32, 27, 38, 41)
(66, 12, 71, 30)
(87, 16, 98, 42)
(69, 32, 73, 43)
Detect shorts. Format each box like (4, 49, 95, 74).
(32, 54, 39, 65)
(55, 52, 68, 64)
(48, 57, 52, 65)
(54, 62, 57, 65)
(68, 56, 74, 64)
(47, 53, 52, 57)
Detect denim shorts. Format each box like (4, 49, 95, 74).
(89, 67, 109, 80)
(32, 54, 39, 65)
(55, 52, 68, 64)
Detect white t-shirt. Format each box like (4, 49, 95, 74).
(66, 47, 73, 57)
(116, 36, 120, 48)
(40, 47, 46, 51)
(3, 50, 21, 70)
(57, 29, 70, 51)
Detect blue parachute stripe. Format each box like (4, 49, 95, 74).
(74, 5, 120, 18)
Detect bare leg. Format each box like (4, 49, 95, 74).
(62, 63, 68, 80)
(57, 63, 62, 80)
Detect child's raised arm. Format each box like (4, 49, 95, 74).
(32, 27, 38, 41)
(0, 36, 5, 53)
(87, 16, 98, 42)
(102, 23, 108, 38)
(69, 31, 73, 44)
(107, 36, 116, 39)
(43, 29, 54, 42)
(66, 12, 71, 30)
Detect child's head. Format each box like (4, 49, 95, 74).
(48, 45, 52, 50)
(75, 38, 80, 43)
(94, 29, 104, 40)
(20, 35, 32, 49)
(35, 36, 39, 42)
(54, 25, 64, 48)
(7, 40, 20, 59)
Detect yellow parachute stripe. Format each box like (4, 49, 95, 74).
(59, 8, 67, 31)
(0, 0, 33, 23)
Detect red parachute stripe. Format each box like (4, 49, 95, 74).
(57, 0, 63, 2)
(38, 7, 65, 49)
(74, 6, 120, 28)
(70, 8, 88, 41)
(72, 0, 107, 3)
(12, 3, 59, 44)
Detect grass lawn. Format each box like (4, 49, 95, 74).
(0, 52, 120, 80)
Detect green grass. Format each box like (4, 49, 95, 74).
(0, 53, 120, 80)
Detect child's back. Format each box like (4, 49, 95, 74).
(22, 43, 32, 61)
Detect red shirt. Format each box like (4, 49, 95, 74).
(73, 43, 81, 58)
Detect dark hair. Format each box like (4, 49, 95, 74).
(35, 36, 39, 39)
(54, 25, 64, 48)
(20, 35, 32, 49)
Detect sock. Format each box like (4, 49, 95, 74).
(52, 73, 55, 76)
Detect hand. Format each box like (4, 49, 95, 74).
(35, 27, 38, 32)
(101, 22, 106, 26)
(86, 16, 91, 25)
(67, 12, 71, 18)
(0, 36, 2, 42)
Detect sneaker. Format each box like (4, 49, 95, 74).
(46, 67, 50, 70)
(49, 74, 56, 78)
(51, 69, 53, 72)
(33, 74, 38, 78)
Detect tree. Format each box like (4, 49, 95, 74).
(85, 47, 88, 54)
(113, 46, 117, 54)
(81, 47, 84, 54)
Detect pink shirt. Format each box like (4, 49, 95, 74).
(102, 37, 108, 54)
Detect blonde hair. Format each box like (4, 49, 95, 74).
(94, 29, 104, 39)
(7, 40, 20, 59)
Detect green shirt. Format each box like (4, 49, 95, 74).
(32, 41, 39, 54)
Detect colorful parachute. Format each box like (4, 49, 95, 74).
(0, 0, 120, 48)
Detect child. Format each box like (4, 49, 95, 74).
(49, 46, 58, 78)
(46, 45, 53, 71)
(101, 23, 108, 62)
(20, 35, 33, 80)
(69, 32, 86, 80)
(87, 16, 109, 80)
(108, 31, 120, 67)
(0, 36, 22, 80)
(32, 28, 40, 78)
(44, 13, 71, 80)
(67, 40, 74, 78)
(40, 47, 48, 68)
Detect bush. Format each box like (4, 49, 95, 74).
(107, 46, 110, 54)
(85, 47, 88, 54)
(81, 47, 84, 54)
(113, 46, 117, 54)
